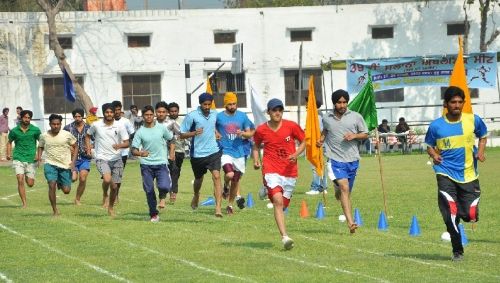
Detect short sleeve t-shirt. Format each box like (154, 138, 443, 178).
(132, 122, 173, 165)
(8, 124, 41, 162)
(180, 107, 219, 158)
(39, 130, 76, 169)
(216, 110, 255, 159)
(87, 120, 129, 161)
(425, 113, 487, 183)
(322, 110, 368, 162)
(254, 119, 305, 177)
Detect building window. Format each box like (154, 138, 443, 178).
(284, 69, 323, 106)
(372, 26, 394, 39)
(127, 35, 151, 47)
(121, 74, 161, 110)
(43, 76, 84, 114)
(205, 71, 246, 108)
(290, 29, 312, 42)
(214, 32, 236, 44)
(440, 87, 478, 99)
(57, 36, 73, 49)
(375, 88, 404, 102)
(447, 23, 466, 36)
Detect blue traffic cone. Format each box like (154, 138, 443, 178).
(246, 193, 254, 208)
(354, 208, 363, 226)
(378, 211, 388, 231)
(409, 215, 421, 237)
(458, 224, 468, 246)
(315, 202, 325, 219)
(200, 197, 215, 206)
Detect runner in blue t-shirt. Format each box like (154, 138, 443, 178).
(216, 92, 255, 214)
(180, 93, 223, 217)
(425, 86, 487, 261)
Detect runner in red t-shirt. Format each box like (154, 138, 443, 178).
(252, 98, 305, 250)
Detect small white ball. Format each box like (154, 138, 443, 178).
(338, 214, 346, 222)
(266, 202, 274, 209)
(426, 161, 432, 165)
(441, 232, 451, 242)
(191, 180, 194, 185)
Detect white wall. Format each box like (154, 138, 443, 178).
(0, 1, 499, 131)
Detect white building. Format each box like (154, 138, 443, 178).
(0, 1, 499, 131)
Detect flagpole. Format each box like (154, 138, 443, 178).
(297, 42, 303, 125)
(375, 130, 389, 216)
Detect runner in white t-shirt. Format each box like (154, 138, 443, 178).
(86, 103, 129, 217)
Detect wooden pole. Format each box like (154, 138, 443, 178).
(375, 131, 389, 216)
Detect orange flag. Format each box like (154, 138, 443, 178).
(305, 75, 323, 177)
(447, 36, 473, 114)
(206, 77, 216, 109)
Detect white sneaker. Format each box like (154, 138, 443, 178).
(258, 186, 267, 200)
(305, 190, 320, 195)
(282, 236, 294, 250)
(150, 215, 160, 223)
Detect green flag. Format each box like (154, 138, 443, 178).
(348, 72, 378, 131)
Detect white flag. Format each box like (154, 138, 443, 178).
(250, 84, 267, 127)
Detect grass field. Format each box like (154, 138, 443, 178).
(1, 149, 500, 282)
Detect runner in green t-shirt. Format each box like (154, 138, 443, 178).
(6, 110, 41, 208)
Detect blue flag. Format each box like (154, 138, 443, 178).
(63, 69, 76, 103)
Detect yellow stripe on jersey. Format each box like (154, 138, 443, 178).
(461, 113, 476, 181)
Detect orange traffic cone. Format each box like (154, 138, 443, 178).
(300, 200, 309, 218)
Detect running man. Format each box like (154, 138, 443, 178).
(180, 93, 223, 217)
(253, 98, 305, 250)
(317, 89, 368, 234)
(6, 110, 41, 208)
(425, 86, 487, 261)
(216, 92, 255, 214)
(131, 105, 173, 222)
(37, 114, 77, 216)
(85, 103, 129, 217)
(165, 102, 188, 205)
(64, 108, 91, 205)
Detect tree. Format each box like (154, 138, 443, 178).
(36, 0, 93, 113)
(0, 0, 83, 12)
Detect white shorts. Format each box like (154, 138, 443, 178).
(221, 154, 246, 174)
(12, 160, 37, 179)
(263, 173, 296, 199)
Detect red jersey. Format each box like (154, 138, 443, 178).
(254, 119, 305, 177)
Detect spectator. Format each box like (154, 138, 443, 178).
(86, 107, 99, 125)
(0, 107, 9, 161)
(377, 119, 391, 133)
(395, 117, 410, 152)
(128, 105, 143, 131)
(15, 106, 22, 126)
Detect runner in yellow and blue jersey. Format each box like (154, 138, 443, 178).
(425, 86, 487, 261)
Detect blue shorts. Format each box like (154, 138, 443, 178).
(75, 158, 91, 172)
(44, 163, 72, 187)
(328, 160, 359, 191)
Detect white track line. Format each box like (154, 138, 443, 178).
(0, 223, 131, 282)
(62, 218, 256, 282)
(0, 189, 37, 200)
(0, 272, 13, 283)
(0, 196, 254, 283)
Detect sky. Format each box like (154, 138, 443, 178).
(126, 0, 225, 10)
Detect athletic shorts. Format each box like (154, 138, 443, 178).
(75, 158, 91, 172)
(221, 154, 246, 174)
(43, 163, 72, 187)
(437, 174, 481, 222)
(327, 159, 359, 191)
(190, 151, 222, 179)
(263, 173, 296, 200)
(12, 160, 37, 179)
(96, 159, 124, 184)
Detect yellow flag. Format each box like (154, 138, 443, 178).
(305, 75, 323, 177)
(206, 77, 216, 109)
(447, 36, 473, 114)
